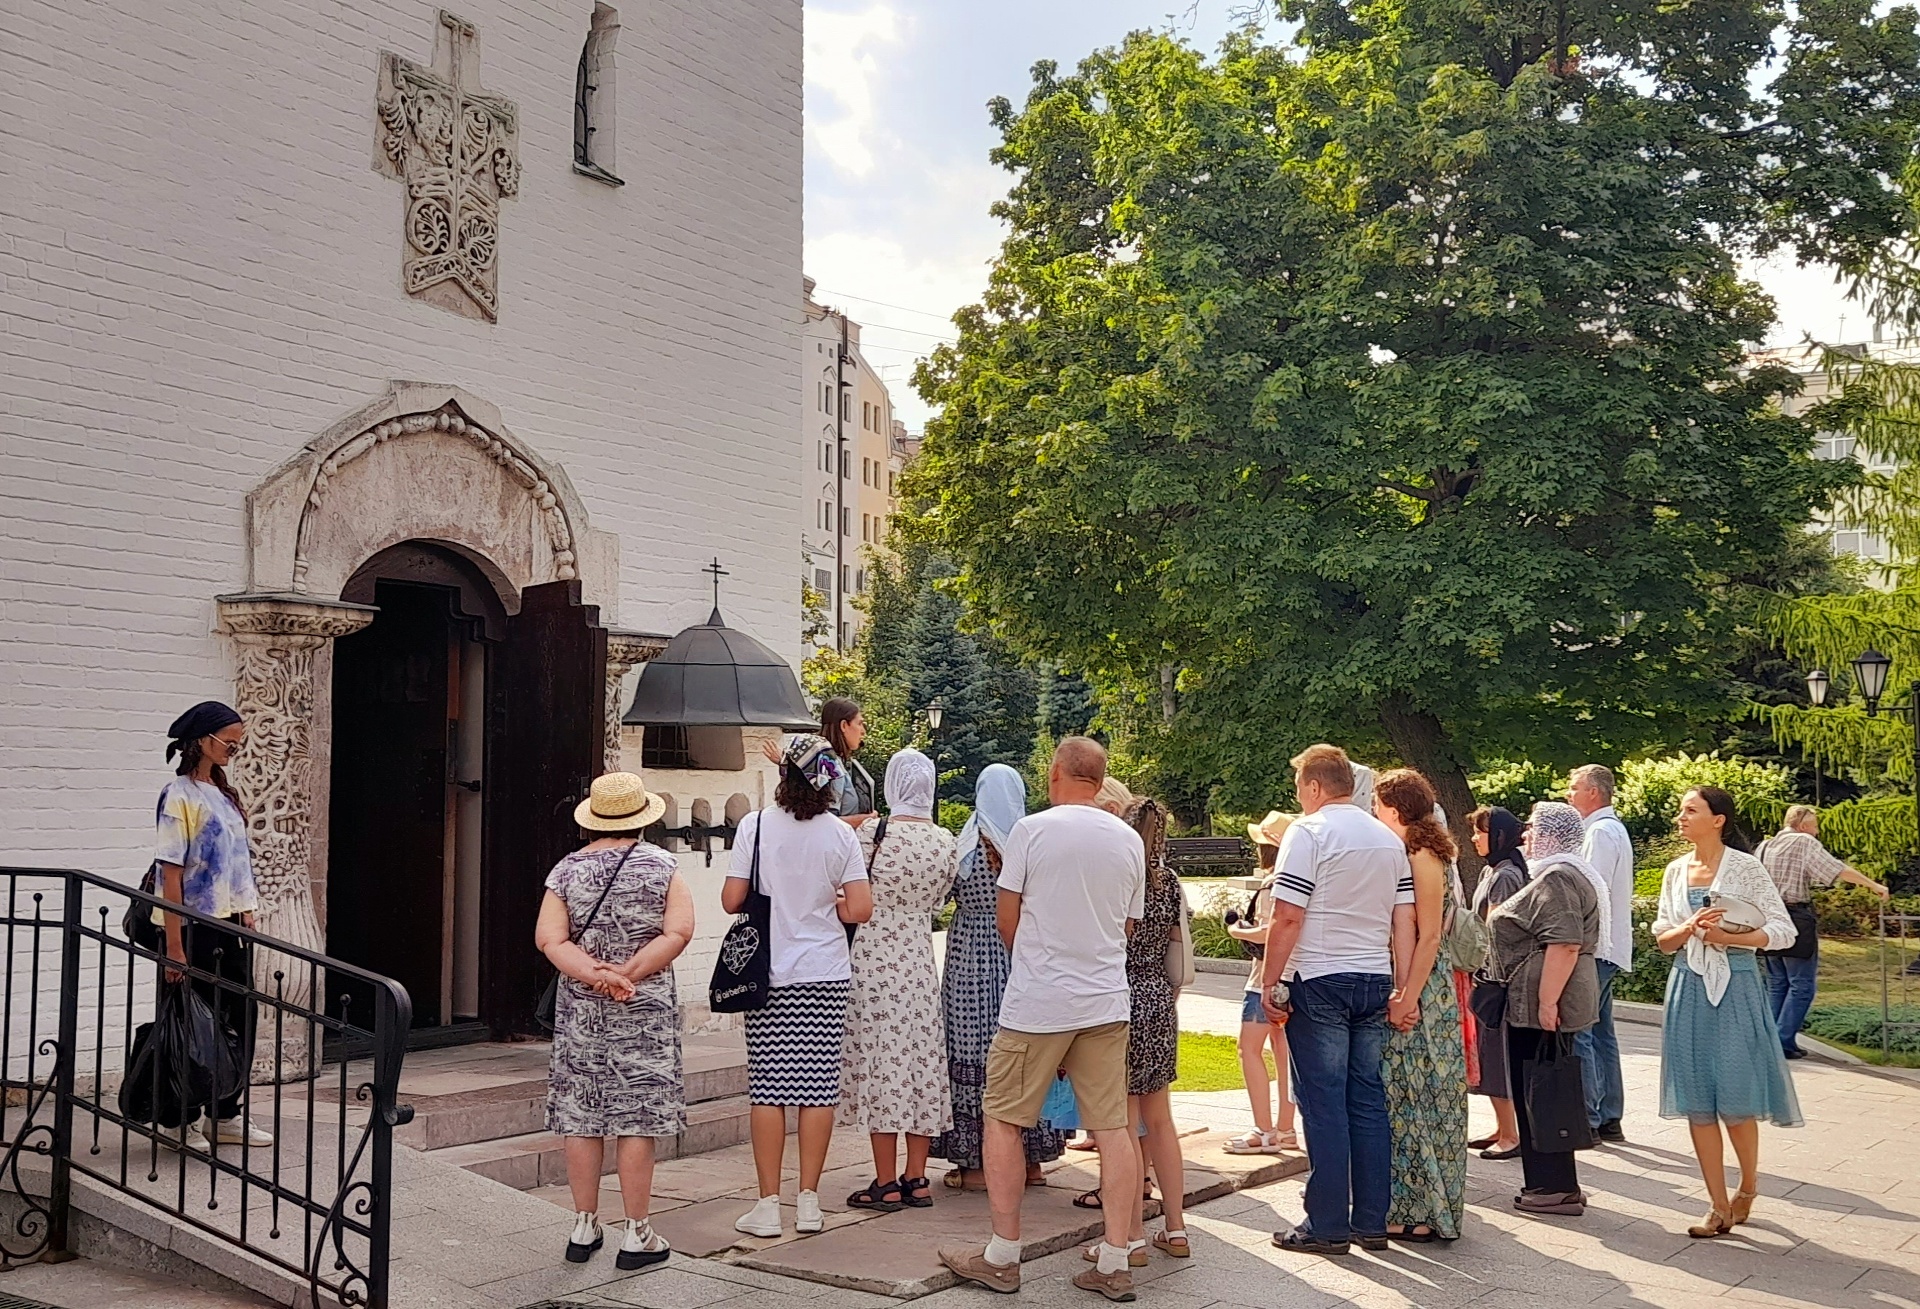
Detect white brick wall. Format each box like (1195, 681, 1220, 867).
(0, 0, 805, 893)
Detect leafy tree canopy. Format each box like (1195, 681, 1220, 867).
(911, 0, 1916, 828)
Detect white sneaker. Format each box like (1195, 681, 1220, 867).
(735, 1195, 783, 1238)
(205, 1115, 274, 1147)
(565, 1211, 603, 1263)
(796, 1189, 824, 1234)
(170, 1122, 210, 1153)
(616, 1217, 670, 1270)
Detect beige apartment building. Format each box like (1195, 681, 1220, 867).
(802, 278, 912, 649)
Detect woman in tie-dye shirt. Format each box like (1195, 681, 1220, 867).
(151, 700, 271, 1150)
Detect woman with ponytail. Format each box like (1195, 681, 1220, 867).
(154, 701, 271, 1152)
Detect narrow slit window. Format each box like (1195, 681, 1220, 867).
(573, 5, 625, 186)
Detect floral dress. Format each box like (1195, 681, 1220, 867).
(932, 848, 1071, 1169)
(545, 843, 685, 1139)
(1383, 881, 1469, 1238)
(1126, 867, 1183, 1095)
(841, 820, 958, 1136)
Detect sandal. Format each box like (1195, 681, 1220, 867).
(1688, 1209, 1733, 1239)
(1730, 1188, 1758, 1226)
(1083, 1241, 1149, 1268)
(1073, 1188, 1104, 1210)
(1387, 1225, 1437, 1243)
(1224, 1129, 1286, 1155)
(1152, 1230, 1191, 1258)
(848, 1178, 904, 1211)
(900, 1176, 934, 1209)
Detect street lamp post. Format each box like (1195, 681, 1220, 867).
(925, 699, 945, 828)
(1805, 669, 1829, 807)
(1850, 649, 1920, 853)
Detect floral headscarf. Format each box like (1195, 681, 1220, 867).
(884, 749, 937, 820)
(783, 733, 845, 791)
(1528, 801, 1611, 956)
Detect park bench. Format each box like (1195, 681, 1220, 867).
(1165, 835, 1253, 877)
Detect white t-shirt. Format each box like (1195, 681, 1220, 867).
(728, 807, 868, 987)
(1580, 807, 1636, 972)
(1272, 802, 1413, 981)
(996, 803, 1146, 1034)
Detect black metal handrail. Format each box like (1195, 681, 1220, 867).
(0, 867, 411, 1307)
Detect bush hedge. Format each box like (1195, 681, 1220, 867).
(1801, 1004, 1920, 1055)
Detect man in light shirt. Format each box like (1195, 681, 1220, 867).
(1760, 805, 1890, 1059)
(1260, 744, 1414, 1256)
(939, 736, 1146, 1301)
(1568, 764, 1633, 1144)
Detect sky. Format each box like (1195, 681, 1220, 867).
(800, 1, 1866, 433)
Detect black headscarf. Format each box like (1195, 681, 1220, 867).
(166, 701, 242, 761)
(1484, 806, 1528, 876)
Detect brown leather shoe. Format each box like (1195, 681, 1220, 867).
(1072, 1266, 1137, 1301)
(939, 1244, 1021, 1294)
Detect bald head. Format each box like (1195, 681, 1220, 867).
(1051, 735, 1108, 805)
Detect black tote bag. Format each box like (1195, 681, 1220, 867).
(709, 815, 771, 1013)
(1523, 1031, 1595, 1153)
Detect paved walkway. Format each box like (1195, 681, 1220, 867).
(8, 994, 1920, 1308)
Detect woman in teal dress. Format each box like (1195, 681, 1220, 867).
(1373, 770, 1468, 1241)
(1654, 786, 1802, 1240)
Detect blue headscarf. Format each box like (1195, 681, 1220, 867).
(958, 764, 1026, 870)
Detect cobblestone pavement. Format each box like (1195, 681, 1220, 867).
(8, 1012, 1917, 1308)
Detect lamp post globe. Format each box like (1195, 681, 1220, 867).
(1853, 649, 1893, 715)
(1805, 668, 1830, 708)
(926, 700, 944, 732)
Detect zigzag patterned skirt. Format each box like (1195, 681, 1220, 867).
(745, 980, 851, 1107)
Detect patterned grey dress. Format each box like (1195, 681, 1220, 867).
(545, 842, 685, 1139)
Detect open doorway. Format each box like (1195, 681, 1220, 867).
(328, 543, 502, 1036)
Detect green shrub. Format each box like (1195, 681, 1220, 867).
(1614, 753, 1793, 844)
(1189, 912, 1246, 960)
(1633, 833, 1691, 896)
(1615, 895, 1675, 1004)
(1802, 1004, 1920, 1055)
(1812, 886, 1920, 937)
(1471, 759, 1564, 816)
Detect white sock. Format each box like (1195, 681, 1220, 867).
(985, 1234, 1022, 1267)
(1096, 1241, 1130, 1274)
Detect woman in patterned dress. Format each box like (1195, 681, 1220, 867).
(842, 749, 958, 1210)
(1373, 770, 1468, 1242)
(934, 765, 1068, 1189)
(537, 771, 692, 1270)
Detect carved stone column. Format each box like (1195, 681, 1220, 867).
(217, 594, 377, 1082)
(604, 630, 669, 772)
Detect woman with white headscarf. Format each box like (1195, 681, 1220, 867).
(840, 749, 959, 1210)
(932, 764, 1069, 1189)
(1484, 802, 1602, 1217)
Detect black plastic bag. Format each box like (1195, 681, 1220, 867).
(118, 981, 244, 1128)
(1523, 1031, 1595, 1154)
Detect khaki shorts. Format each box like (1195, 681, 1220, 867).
(982, 1021, 1130, 1131)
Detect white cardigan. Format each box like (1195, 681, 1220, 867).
(1652, 848, 1797, 1006)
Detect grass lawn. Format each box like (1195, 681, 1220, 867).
(1171, 1031, 1276, 1093)
(1802, 935, 1920, 1067)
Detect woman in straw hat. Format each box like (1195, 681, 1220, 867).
(1223, 811, 1298, 1156)
(536, 771, 690, 1270)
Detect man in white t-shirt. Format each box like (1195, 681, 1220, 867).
(1568, 764, 1634, 1143)
(940, 737, 1146, 1301)
(1259, 744, 1413, 1256)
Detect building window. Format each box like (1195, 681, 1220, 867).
(841, 393, 851, 421)
(856, 568, 867, 593)
(841, 506, 851, 535)
(572, 5, 624, 186)
(842, 564, 852, 591)
(888, 471, 896, 496)
(815, 567, 832, 592)
(862, 513, 871, 542)
(641, 724, 690, 769)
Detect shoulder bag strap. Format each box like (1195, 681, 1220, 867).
(750, 810, 765, 897)
(572, 843, 639, 943)
(866, 816, 890, 872)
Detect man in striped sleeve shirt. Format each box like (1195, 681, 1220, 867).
(1260, 744, 1416, 1256)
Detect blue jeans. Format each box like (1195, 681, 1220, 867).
(1765, 945, 1819, 1053)
(1285, 972, 1393, 1240)
(1574, 960, 1624, 1127)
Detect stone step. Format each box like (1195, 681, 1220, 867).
(421, 1093, 754, 1190)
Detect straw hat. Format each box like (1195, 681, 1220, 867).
(574, 772, 667, 832)
(1248, 810, 1294, 848)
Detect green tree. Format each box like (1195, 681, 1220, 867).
(912, 5, 1917, 833)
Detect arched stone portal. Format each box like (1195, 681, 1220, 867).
(217, 384, 658, 1071)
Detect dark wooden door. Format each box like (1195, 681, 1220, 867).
(483, 579, 606, 1037)
(328, 581, 454, 1028)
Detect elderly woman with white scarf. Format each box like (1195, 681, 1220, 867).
(1653, 785, 1802, 1240)
(1485, 802, 1604, 1217)
(839, 749, 960, 1211)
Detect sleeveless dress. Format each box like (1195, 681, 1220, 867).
(841, 820, 958, 1136)
(545, 842, 685, 1138)
(932, 847, 1070, 1169)
(1660, 888, 1804, 1127)
(1384, 883, 1469, 1238)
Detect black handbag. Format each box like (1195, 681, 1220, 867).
(535, 845, 637, 1033)
(1522, 1031, 1595, 1153)
(1761, 902, 1818, 962)
(709, 816, 772, 1013)
(123, 862, 166, 952)
(1468, 977, 1509, 1028)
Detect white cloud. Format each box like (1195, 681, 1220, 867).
(805, 4, 903, 178)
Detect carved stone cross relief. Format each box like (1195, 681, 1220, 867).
(375, 10, 520, 322)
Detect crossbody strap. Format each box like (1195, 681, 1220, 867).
(865, 816, 890, 872)
(572, 843, 640, 943)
